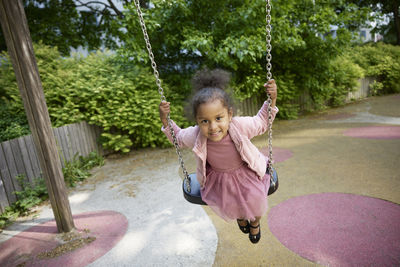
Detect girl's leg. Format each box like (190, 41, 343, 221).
(250, 217, 261, 233)
(237, 218, 250, 233)
(249, 216, 261, 243)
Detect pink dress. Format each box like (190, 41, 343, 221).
(201, 133, 270, 222)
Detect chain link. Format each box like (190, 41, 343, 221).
(265, 0, 275, 186)
(133, 0, 191, 192)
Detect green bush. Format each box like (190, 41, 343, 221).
(63, 152, 104, 187)
(274, 74, 300, 120)
(348, 43, 400, 94)
(1, 41, 398, 146)
(0, 48, 31, 142)
(328, 55, 364, 106)
(0, 42, 189, 151)
(0, 101, 30, 142)
(13, 175, 48, 214)
(44, 52, 189, 152)
(0, 175, 47, 229)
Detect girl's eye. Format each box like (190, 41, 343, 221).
(201, 120, 208, 124)
(216, 117, 222, 121)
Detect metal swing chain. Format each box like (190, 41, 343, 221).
(134, 0, 274, 192)
(133, 0, 191, 191)
(265, 0, 275, 186)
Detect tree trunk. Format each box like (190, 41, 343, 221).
(0, 0, 75, 233)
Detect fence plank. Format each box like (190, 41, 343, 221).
(17, 137, 35, 183)
(79, 122, 90, 156)
(60, 125, 72, 162)
(10, 139, 27, 183)
(25, 135, 41, 179)
(2, 141, 22, 192)
(252, 98, 257, 116)
(95, 126, 106, 155)
(91, 124, 101, 154)
(0, 177, 9, 212)
(59, 126, 71, 163)
(92, 123, 104, 155)
(72, 123, 83, 156)
(85, 122, 96, 154)
(73, 123, 85, 157)
(82, 122, 91, 155)
(66, 124, 78, 159)
(83, 122, 96, 154)
(0, 145, 17, 203)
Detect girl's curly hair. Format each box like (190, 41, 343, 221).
(191, 68, 231, 91)
(186, 68, 236, 120)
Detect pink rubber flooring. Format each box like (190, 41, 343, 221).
(260, 147, 293, 163)
(343, 126, 400, 139)
(0, 210, 128, 267)
(268, 193, 400, 266)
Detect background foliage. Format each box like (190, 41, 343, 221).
(0, 43, 188, 151)
(347, 42, 400, 94)
(0, 1, 399, 151)
(119, 0, 371, 118)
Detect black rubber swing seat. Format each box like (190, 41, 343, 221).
(182, 167, 279, 205)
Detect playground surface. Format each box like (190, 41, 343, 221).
(0, 94, 399, 266)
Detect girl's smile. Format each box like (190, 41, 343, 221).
(196, 99, 233, 142)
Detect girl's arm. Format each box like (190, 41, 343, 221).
(234, 79, 278, 138)
(159, 101, 198, 148)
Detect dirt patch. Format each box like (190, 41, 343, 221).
(109, 177, 142, 198)
(36, 229, 96, 260)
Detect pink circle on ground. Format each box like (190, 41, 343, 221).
(268, 193, 400, 267)
(343, 126, 400, 139)
(0, 210, 128, 267)
(260, 147, 293, 163)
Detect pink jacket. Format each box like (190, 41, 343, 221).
(162, 101, 278, 188)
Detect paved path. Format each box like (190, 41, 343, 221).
(1, 94, 399, 266)
(208, 94, 400, 266)
(1, 147, 217, 266)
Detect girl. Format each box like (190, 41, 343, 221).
(159, 69, 278, 244)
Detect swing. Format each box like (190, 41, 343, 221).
(133, 0, 278, 205)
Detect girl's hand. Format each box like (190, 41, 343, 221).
(159, 101, 170, 127)
(264, 79, 277, 107)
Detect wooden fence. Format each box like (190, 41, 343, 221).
(345, 77, 374, 102)
(237, 77, 374, 116)
(0, 121, 104, 212)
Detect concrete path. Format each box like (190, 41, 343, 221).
(207, 94, 400, 266)
(0, 149, 217, 266)
(0, 94, 399, 266)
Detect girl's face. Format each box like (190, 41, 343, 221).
(196, 99, 233, 142)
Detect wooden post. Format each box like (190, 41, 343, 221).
(0, 0, 75, 232)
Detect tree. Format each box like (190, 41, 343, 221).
(119, 0, 371, 115)
(0, 0, 141, 55)
(350, 0, 400, 45)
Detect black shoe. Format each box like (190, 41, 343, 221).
(249, 224, 261, 244)
(236, 219, 250, 234)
